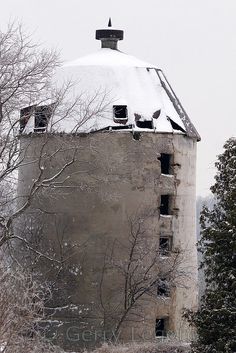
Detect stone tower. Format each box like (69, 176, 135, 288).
(18, 21, 200, 351)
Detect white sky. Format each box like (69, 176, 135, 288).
(0, 0, 235, 196)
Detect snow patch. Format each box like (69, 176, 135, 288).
(22, 48, 190, 137)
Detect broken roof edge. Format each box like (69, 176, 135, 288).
(87, 126, 192, 139)
(155, 69, 201, 142)
(19, 129, 194, 140)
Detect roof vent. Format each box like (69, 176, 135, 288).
(96, 18, 124, 50)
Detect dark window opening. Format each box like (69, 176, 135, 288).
(160, 195, 170, 215)
(159, 236, 171, 255)
(134, 113, 142, 122)
(34, 105, 51, 132)
(20, 104, 53, 133)
(153, 110, 161, 119)
(20, 105, 35, 133)
(169, 118, 186, 133)
(136, 120, 153, 129)
(160, 153, 172, 174)
(110, 124, 132, 130)
(157, 279, 170, 297)
(113, 105, 128, 123)
(133, 131, 141, 141)
(156, 318, 167, 337)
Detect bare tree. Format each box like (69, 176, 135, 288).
(85, 341, 190, 353)
(0, 23, 113, 349)
(0, 257, 65, 353)
(97, 210, 189, 340)
(0, 22, 110, 255)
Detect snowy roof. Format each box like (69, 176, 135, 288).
(64, 49, 157, 69)
(21, 23, 200, 141)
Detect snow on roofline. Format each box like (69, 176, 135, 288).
(20, 48, 200, 141)
(64, 48, 158, 69)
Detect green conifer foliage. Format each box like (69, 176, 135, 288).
(186, 137, 236, 353)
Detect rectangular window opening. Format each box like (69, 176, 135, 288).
(34, 105, 52, 132)
(20, 105, 35, 133)
(159, 236, 171, 255)
(160, 195, 171, 215)
(155, 318, 167, 337)
(157, 278, 170, 298)
(110, 124, 132, 130)
(113, 105, 128, 123)
(136, 120, 153, 129)
(160, 153, 172, 174)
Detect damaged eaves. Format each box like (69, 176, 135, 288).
(153, 110, 161, 119)
(107, 125, 133, 131)
(168, 117, 186, 133)
(136, 120, 153, 129)
(155, 69, 201, 141)
(19, 50, 200, 140)
(134, 112, 153, 129)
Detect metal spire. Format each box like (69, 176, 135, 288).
(96, 19, 123, 49)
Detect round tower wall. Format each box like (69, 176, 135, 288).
(17, 131, 197, 350)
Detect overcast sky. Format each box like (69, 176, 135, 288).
(0, 0, 235, 196)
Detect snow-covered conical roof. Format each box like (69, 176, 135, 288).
(53, 22, 200, 140)
(22, 22, 200, 140)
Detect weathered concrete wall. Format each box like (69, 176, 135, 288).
(17, 131, 198, 350)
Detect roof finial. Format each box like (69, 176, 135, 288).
(96, 20, 124, 50)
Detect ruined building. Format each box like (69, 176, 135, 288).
(18, 21, 200, 351)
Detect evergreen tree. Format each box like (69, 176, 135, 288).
(186, 137, 236, 353)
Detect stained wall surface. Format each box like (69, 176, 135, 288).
(17, 131, 198, 350)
